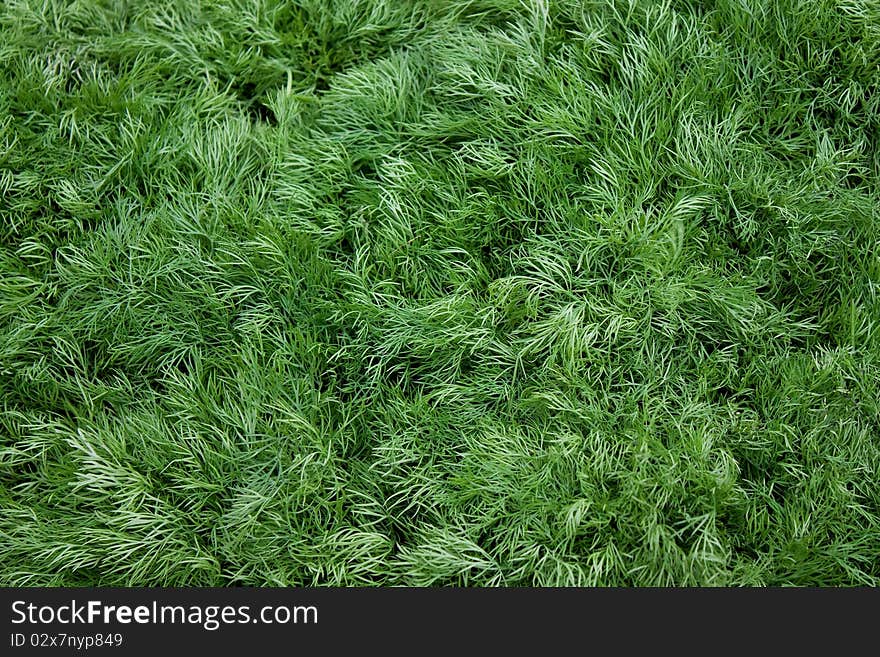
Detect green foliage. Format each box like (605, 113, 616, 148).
(1, 0, 879, 586)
